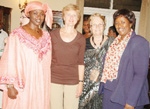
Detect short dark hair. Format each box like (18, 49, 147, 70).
(109, 26, 118, 36)
(113, 9, 135, 29)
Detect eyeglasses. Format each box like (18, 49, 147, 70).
(91, 24, 104, 28)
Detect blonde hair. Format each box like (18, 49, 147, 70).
(88, 13, 106, 27)
(62, 4, 81, 21)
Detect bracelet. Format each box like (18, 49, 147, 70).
(79, 80, 83, 82)
(7, 84, 14, 88)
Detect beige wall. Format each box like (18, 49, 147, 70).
(147, 5, 150, 43)
(76, 0, 84, 33)
(0, 0, 21, 32)
(145, 0, 150, 43)
(0, 0, 77, 32)
(138, 0, 150, 43)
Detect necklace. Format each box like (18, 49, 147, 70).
(27, 25, 40, 33)
(33, 29, 40, 33)
(92, 35, 104, 48)
(36, 30, 39, 33)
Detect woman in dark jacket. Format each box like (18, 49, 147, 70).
(99, 9, 149, 109)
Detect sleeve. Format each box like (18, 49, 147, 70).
(4, 31, 8, 37)
(126, 40, 149, 106)
(78, 35, 86, 65)
(0, 34, 25, 91)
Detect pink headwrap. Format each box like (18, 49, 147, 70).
(25, 1, 53, 29)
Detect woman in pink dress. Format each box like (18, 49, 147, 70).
(0, 1, 53, 109)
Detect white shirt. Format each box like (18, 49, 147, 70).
(0, 29, 8, 50)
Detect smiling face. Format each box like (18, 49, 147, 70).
(90, 16, 105, 36)
(108, 29, 117, 38)
(115, 15, 132, 38)
(83, 20, 90, 34)
(28, 9, 45, 27)
(63, 10, 78, 26)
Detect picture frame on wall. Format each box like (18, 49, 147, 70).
(53, 11, 63, 27)
(43, 10, 63, 32)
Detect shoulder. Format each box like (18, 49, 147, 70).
(77, 31, 85, 38)
(129, 32, 149, 46)
(1, 29, 8, 36)
(11, 27, 21, 32)
(50, 28, 59, 36)
(9, 27, 23, 37)
(42, 30, 50, 36)
(86, 37, 91, 45)
(126, 32, 149, 54)
(77, 32, 86, 46)
(76, 31, 86, 42)
(5, 27, 22, 43)
(42, 30, 51, 40)
(42, 29, 49, 34)
(49, 28, 60, 40)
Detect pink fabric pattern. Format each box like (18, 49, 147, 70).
(0, 27, 51, 109)
(0, 77, 24, 89)
(11, 27, 51, 60)
(101, 29, 133, 83)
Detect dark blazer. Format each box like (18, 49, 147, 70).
(99, 31, 150, 107)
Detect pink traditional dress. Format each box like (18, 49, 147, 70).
(0, 27, 51, 109)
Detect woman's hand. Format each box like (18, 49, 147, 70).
(7, 84, 18, 99)
(124, 104, 134, 109)
(76, 82, 83, 98)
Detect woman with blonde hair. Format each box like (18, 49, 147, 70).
(50, 4, 85, 109)
(79, 13, 114, 109)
